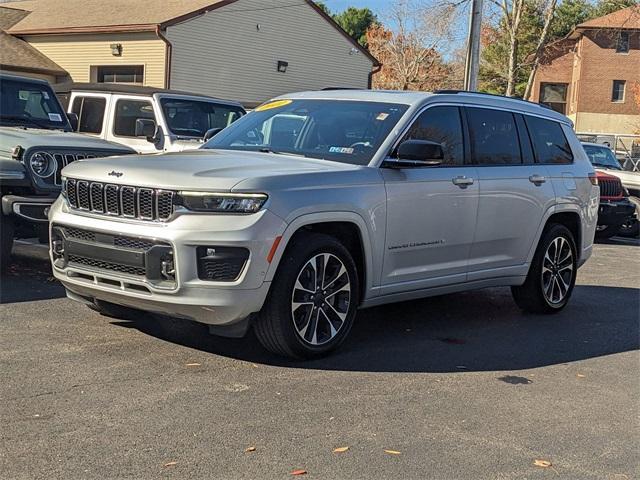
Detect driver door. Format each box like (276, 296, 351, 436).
(380, 105, 479, 294)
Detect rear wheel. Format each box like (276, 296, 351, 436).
(0, 214, 14, 273)
(254, 232, 359, 359)
(512, 224, 577, 314)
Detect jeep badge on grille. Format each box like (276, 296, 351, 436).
(108, 170, 123, 178)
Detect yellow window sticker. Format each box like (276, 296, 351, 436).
(255, 99, 292, 112)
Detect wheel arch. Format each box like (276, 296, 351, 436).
(264, 212, 374, 303)
(529, 206, 583, 264)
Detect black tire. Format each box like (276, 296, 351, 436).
(0, 214, 15, 274)
(618, 197, 639, 239)
(254, 232, 359, 359)
(512, 224, 577, 314)
(89, 299, 141, 320)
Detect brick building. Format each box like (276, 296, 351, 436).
(531, 6, 640, 134)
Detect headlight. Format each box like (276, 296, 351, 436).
(29, 152, 56, 178)
(178, 192, 267, 213)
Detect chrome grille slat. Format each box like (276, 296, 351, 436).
(64, 178, 175, 222)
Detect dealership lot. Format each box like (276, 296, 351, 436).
(1, 239, 638, 480)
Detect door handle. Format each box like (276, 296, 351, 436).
(452, 176, 474, 187)
(529, 174, 547, 185)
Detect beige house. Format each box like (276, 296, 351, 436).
(1, 0, 380, 106)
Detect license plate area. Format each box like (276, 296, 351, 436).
(51, 225, 176, 287)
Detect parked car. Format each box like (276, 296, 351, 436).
(582, 142, 638, 238)
(0, 74, 134, 271)
(54, 83, 246, 154)
(49, 90, 598, 359)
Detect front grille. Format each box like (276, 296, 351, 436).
(68, 254, 146, 277)
(65, 178, 175, 221)
(599, 178, 623, 198)
(51, 152, 97, 185)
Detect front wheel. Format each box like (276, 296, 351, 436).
(254, 233, 359, 359)
(512, 224, 577, 314)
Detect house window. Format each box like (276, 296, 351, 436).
(612, 80, 626, 102)
(96, 65, 144, 84)
(616, 32, 629, 53)
(539, 83, 568, 114)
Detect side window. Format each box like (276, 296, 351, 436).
(399, 106, 464, 165)
(114, 99, 155, 137)
(71, 96, 106, 134)
(524, 116, 573, 165)
(467, 108, 521, 165)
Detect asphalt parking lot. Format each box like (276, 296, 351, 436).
(1, 238, 638, 480)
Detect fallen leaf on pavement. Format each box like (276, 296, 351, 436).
(163, 461, 177, 467)
(533, 459, 552, 468)
(245, 446, 256, 452)
(384, 449, 401, 455)
(291, 469, 307, 475)
(186, 363, 201, 367)
(333, 446, 349, 453)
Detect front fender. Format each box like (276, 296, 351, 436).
(264, 211, 377, 298)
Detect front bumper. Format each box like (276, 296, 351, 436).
(49, 198, 286, 327)
(598, 198, 636, 228)
(2, 194, 57, 223)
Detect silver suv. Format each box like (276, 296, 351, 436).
(49, 90, 599, 359)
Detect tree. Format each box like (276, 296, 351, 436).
(593, 0, 638, 17)
(549, 0, 594, 39)
(312, 2, 378, 47)
(523, 0, 558, 99)
(366, 0, 456, 91)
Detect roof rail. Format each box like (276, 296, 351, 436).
(433, 89, 554, 111)
(320, 86, 364, 91)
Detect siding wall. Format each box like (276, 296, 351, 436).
(23, 33, 166, 87)
(166, 0, 374, 105)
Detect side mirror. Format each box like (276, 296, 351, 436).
(382, 140, 444, 169)
(135, 118, 157, 142)
(203, 127, 224, 142)
(67, 112, 79, 132)
(398, 139, 444, 162)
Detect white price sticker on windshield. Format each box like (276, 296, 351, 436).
(48, 113, 62, 122)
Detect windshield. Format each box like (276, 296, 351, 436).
(202, 99, 410, 165)
(0, 77, 70, 131)
(160, 98, 245, 138)
(583, 144, 622, 170)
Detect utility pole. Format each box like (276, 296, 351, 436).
(463, 0, 484, 91)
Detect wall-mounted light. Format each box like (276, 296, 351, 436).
(277, 60, 288, 73)
(349, 48, 360, 55)
(110, 43, 123, 56)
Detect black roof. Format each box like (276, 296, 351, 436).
(51, 82, 243, 106)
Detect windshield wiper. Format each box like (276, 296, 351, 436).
(0, 114, 58, 130)
(258, 148, 306, 157)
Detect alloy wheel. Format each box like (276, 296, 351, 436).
(541, 236, 574, 305)
(291, 253, 351, 346)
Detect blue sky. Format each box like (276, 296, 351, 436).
(320, 0, 390, 15)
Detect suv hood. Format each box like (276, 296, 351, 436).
(595, 167, 640, 189)
(61, 149, 369, 191)
(0, 126, 134, 154)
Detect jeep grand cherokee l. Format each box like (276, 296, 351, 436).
(49, 90, 598, 359)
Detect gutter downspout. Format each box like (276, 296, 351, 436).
(368, 64, 382, 89)
(156, 25, 172, 89)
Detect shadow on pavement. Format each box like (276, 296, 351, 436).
(0, 243, 65, 304)
(111, 284, 640, 373)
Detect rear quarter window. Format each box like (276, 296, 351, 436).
(525, 116, 573, 165)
